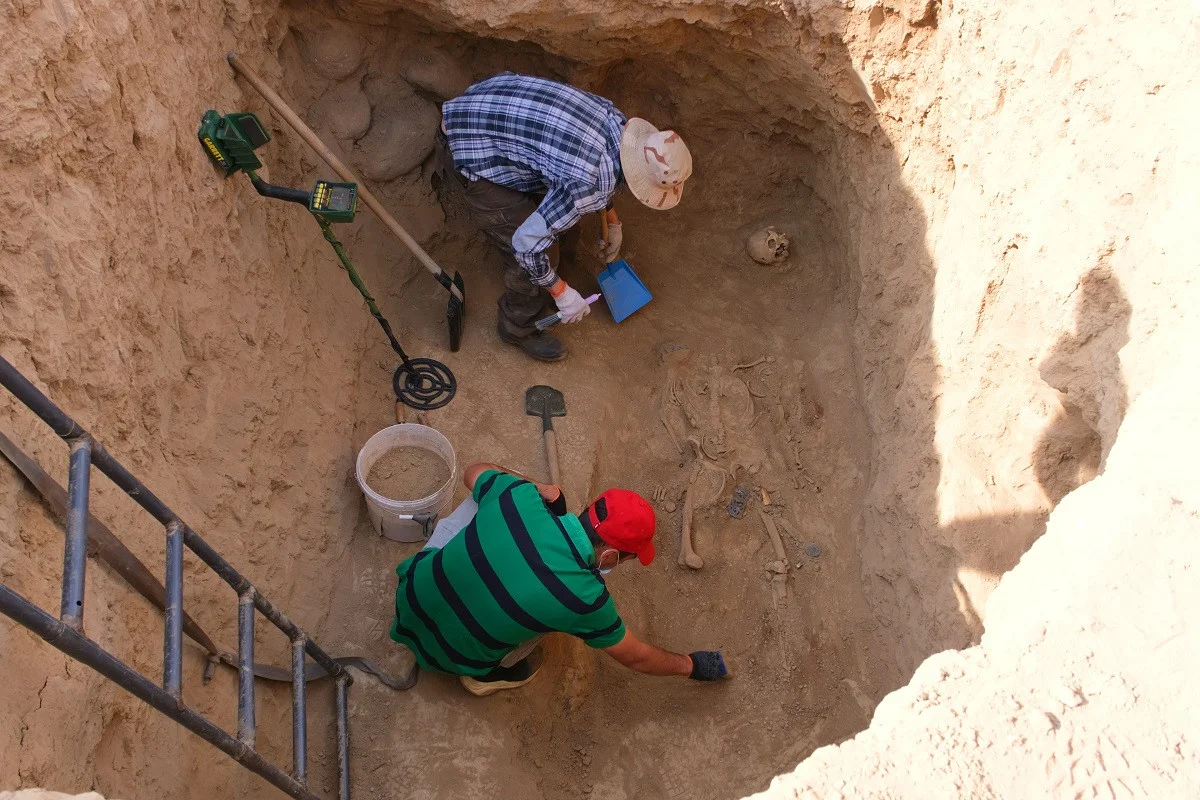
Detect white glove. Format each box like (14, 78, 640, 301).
(600, 221, 623, 263)
(553, 283, 591, 324)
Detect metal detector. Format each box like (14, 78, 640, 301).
(197, 110, 455, 410)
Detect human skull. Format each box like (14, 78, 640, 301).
(746, 227, 790, 265)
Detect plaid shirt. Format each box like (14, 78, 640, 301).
(442, 73, 626, 286)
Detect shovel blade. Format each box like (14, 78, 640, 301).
(598, 258, 652, 323)
(525, 385, 566, 418)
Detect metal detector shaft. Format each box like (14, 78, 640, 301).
(226, 52, 462, 303)
(317, 219, 411, 363)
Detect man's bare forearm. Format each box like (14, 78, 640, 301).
(604, 630, 694, 677)
(627, 646, 693, 677)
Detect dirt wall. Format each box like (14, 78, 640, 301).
(748, 0, 1200, 793)
(752, 367, 1200, 797)
(854, 0, 1199, 666)
(0, 1, 394, 795)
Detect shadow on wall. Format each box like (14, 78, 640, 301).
(944, 267, 1131, 624)
(838, 73, 1131, 687)
(1035, 266, 1131, 504)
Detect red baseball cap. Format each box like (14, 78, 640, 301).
(586, 489, 656, 565)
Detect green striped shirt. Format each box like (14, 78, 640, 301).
(390, 470, 626, 676)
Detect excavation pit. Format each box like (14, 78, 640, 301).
(3, 0, 1195, 798)
(199, 7, 915, 797)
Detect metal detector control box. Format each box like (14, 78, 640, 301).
(197, 110, 270, 176)
(309, 180, 357, 223)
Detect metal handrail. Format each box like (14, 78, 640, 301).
(0, 354, 351, 800)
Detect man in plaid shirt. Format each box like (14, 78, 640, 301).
(434, 72, 693, 361)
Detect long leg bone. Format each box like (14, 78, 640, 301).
(758, 510, 789, 565)
(678, 461, 706, 569)
(759, 511, 790, 606)
(709, 359, 726, 451)
(659, 404, 681, 454)
(678, 438, 725, 570)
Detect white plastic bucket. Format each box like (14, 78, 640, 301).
(355, 424, 456, 542)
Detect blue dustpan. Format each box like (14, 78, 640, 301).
(597, 213, 652, 323)
(598, 257, 652, 323)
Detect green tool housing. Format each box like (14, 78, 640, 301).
(309, 180, 358, 223)
(197, 110, 270, 176)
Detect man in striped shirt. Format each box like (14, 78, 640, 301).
(434, 72, 693, 361)
(391, 462, 728, 696)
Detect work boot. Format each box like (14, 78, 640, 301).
(459, 656, 542, 697)
(497, 322, 566, 362)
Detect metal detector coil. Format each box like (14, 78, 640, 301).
(393, 359, 457, 411)
(309, 218, 456, 410)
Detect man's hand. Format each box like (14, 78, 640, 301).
(600, 220, 623, 263)
(550, 280, 591, 324)
(687, 650, 730, 681)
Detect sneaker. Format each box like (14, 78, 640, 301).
(497, 322, 566, 362)
(459, 658, 542, 697)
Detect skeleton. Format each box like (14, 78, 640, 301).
(746, 227, 790, 265)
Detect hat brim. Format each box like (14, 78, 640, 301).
(635, 540, 656, 566)
(620, 117, 684, 211)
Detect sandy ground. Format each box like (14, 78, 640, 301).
(3, 0, 1199, 798)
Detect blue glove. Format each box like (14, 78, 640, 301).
(688, 650, 729, 681)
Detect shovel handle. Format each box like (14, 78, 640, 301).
(226, 52, 463, 302)
(597, 211, 619, 263)
(544, 427, 562, 487)
(599, 212, 612, 264)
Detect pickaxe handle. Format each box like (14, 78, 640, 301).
(226, 52, 463, 302)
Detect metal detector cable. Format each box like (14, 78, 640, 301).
(316, 219, 456, 410)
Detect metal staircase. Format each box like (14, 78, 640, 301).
(0, 354, 352, 800)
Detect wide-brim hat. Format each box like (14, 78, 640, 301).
(620, 118, 693, 211)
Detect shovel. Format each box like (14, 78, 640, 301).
(525, 385, 566, 485)
(598, 213, 653, 323)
